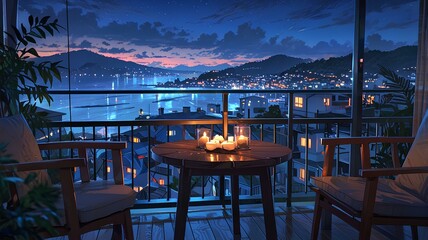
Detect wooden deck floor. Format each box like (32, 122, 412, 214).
(48, 202, 413, 240)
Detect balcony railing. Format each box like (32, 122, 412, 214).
(37, 89, 412, 208)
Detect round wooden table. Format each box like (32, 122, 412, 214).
(151, 140, 292, 240)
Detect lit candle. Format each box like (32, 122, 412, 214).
(198, 131, 209, 148)
(213, 134, 225, 143)
(237, 135, 249, 149)
(222, 141, 235, 151)
(206, 140, 220, 151)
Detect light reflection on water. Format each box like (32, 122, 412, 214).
(38, 76, 242, 121)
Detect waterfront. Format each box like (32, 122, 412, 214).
(39, 76, 243, 121)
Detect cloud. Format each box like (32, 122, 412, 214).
(213, 23, 265, 59)
(102, 41, 111, 46)
(99, 47, 136, 54)
(367, 0, 416, 13)
(201, 0, 281, 23)
(135, 51, 149, 59)
(160, 47, 173, 52)
(70, 40, 93, 48)
(46, 43, 61, 48)
(365, 33, 407, 51)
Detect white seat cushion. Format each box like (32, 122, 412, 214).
(396, 111, 428, 203)
(56, 180, 136, 223)
(312, 176, 428, 217)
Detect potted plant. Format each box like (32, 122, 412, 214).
(0, 15, 64, 239)
(0, 15, 64, 128)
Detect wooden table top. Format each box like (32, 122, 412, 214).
(151, 140, 292, 169)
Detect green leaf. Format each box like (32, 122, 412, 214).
(27, 48, 40, 58)
(40, 16, 50, 25)
(35, 26, 46, 39)
(21, 24, 27, 35)
(28, 31, 42, 38)
(29, 15, 34, 26)
(12, 26, 27, 46)
(24, 36, 36, 44)
(43, 25, 54, 36)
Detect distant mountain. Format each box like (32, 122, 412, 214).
(37, 50, 187, 75)
(198, 54, 310, 80)
(284, 46, 417, 75)
(169, 63, 232, 73)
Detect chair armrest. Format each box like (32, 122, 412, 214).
(362, 166, 428, 178)
(1, 158, 84, 172)
(321, 137, 414, 176)
(38, 141, 127, 185)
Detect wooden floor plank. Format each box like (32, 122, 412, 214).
(207, 216, 234, 239)
(96, 227, 112, 240)
(240, 216, 266, 240)
(46, 202, 414, 240)
(81, 230, 99, 240)
(164, 221, 175, 240)
(189, 219, 216, 240)
(136, 223, 152, 240)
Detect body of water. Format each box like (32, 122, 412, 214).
(39, 75, 242, 121)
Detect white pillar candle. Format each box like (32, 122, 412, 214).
(222, 141, 235, 151)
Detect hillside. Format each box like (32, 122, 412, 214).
(285, 46, 417, 75)
(198, 54, 310, 80)
(37, 50, 186, 75)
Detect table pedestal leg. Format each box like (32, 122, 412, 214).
(260, 167, 277, 240)
(175, 167, 191, 240)
(231, 174, 241, 239)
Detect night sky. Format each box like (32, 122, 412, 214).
(18, 0, 419, 68)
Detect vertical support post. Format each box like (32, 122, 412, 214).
(222, 93, 228, 137)
(0, 0, 4, 46)
(3, 0, 18, 48)
(350, 0, 366, 176)
(286, 92, 294, 207)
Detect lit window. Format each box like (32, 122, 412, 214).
(348, 98, 351, 106)
(159, 178, 165, 186)
(133, 137, 140, 143)
(323, 98, 330, 106)
(107, 166, 111, 173)
(299, 168, 305, 180)
(366, 95, 375, 104)
(169, 130, 176, 136)
(126, 167, 132, 173)
(295, 97, 303, 108)
(300, 137, 312, 148)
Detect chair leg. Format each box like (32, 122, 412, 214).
(68, 232, 81, 240)
(359, 218, 373, 240)
(123, 210, 134, 240)
(411, 225, 418, 240)
(311, 192, 322, 240)
(112, 224, 122, 240)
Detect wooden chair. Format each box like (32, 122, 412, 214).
(0, 114, 136, 240)
(311, 113, 428, 240)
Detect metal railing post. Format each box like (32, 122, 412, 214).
(287, 92, 294, 207)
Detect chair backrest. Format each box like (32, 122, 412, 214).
(0, 114, 51, 196)
(396, 111, 428, 203)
